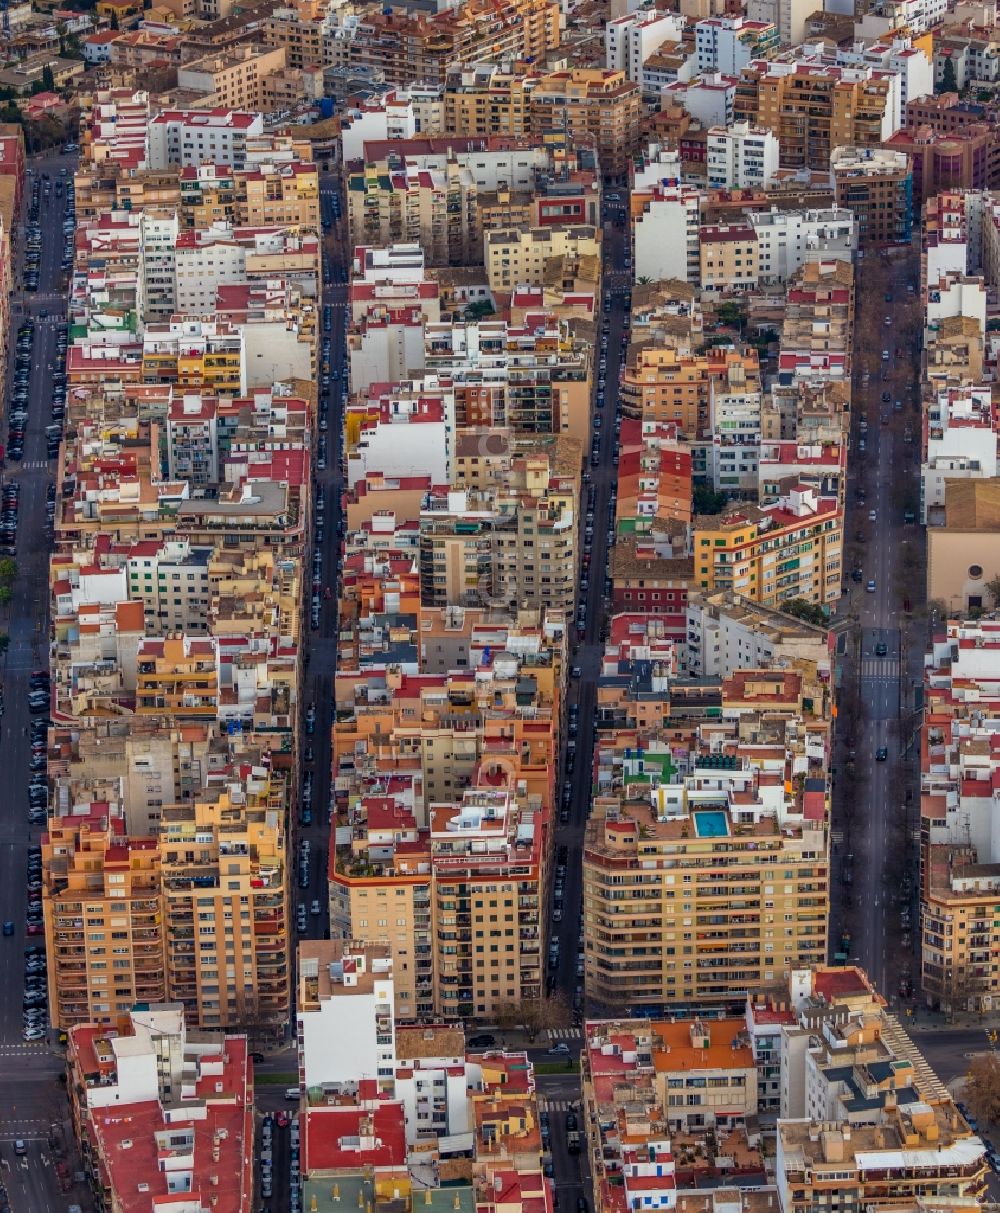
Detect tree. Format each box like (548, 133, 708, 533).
(715, 301, 746, 330)
(965, 1053, 1000, 1123)
(984, 574, 1000, 609)
(494, 993, 571, 1041)
(0, 557, 17, 587)
(693, 484, 729, 516)
(40, 64, 54, 93)
(60, 32, 84, 60)
(938, 56, 958, 95)
(780, 598, 828, 627)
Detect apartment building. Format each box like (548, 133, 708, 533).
(124, 539, 213, 631)
(776, 1112, 987, 1212)
(747, 0, 814, 44)
(925, 313, 985, 383)
(699, 224, 760, 293)
(736, 63, 894, 169)
(581, 962, 984, 1213)
(443, 66, 536, 139)
(924, 479, 1000, 613)
(484, 224, 601, 293)
(238, 159, 320, 228)
(347, 0, 561, 88)
(328, 610, 563, 1020)
(346, 376, 455, 490)
(583, 1020, 767, 1213)
(758, 439, 846, 506)
(170, 223, 319, 318)
(707, 122, 780, 188)
(346, 159, 479, 269)
(159, 772, 289, 1033)
(748, 208, 856, 284)
(778, 260, 854, 381)
(694, 487, 843, 608)
(176, 45, 288, 111)
(424, 317, 591, 435)
(528, 68, 641, 177)
(905, 91, 989, 132)
(67, 1005, 253, 1213)
(142, 319, 246, 393)
(43, 815, 165, 1032)
(147, 107, 265, 170)
(135, 635, 220, 719)
(920, 384, 997, 523)
(262, 0, 333, 71)
(418, 453, 578, 616)
(620, 345, 761, 438)
(920, 621, 1000, 1012)
(885, 122, 1000, 215)
(632, 180, 703, 284)
(296, 940, 396, 1091)
(605, 10, 686, 94)
(684, 588, 831, 678)
(173, 148, 322, 231)
(583, 692, 830, 1011)
(347, 244, 440, 394)
(614, 420, 693, 530)
(331, 787, 546, 1021)
(830, 146, 912, 246)
(291, 991, 546, 1213)
(696, 17, 778, 74)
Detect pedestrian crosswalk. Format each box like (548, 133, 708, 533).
(547, 1028, 583, 1040)
(860, 659, 900, 680)
(538, 1098, 578, 1113)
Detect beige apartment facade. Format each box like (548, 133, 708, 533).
(159, 779, 289, 1034)
(43, 820, 167, 1032)
(583, 797, 828, 1011)
(176, 45, 289, 111)
(485, 225, 601, 293)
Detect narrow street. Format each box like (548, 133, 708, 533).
(548, 197, 629, 1021)
(0, 148, 91, 1210)
(831, 246, 925, 1004)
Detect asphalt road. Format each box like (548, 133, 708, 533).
(292, 172, 347, 959)
(537, 1068, 592, 1211)
(545, 201, 629, 1024)
(832, 247, 924, 1001)
(0, 148, 91, 1210)
(908, 1025, 998, 1086)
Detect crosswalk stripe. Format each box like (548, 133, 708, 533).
(860, 659, 900, 679)
(538, 1098, 577, 1112)
(547, 1028, 582, 1039)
